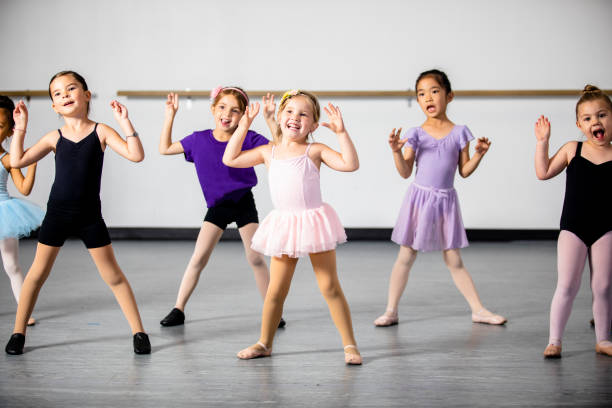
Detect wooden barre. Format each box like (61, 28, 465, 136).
(2, 90, 611, 98)
(116, 90, 612, 98)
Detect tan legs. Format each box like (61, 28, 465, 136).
(238, 223, 270, 300)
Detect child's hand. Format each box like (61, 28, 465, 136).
(110, 100, 129, 121)
(262, 93, 276, 120)
(239, 102, 260, 128)
(388, 128, 406, 152)
(474, 137, 491, 155)
(321, 103, 345, 134)
(535, 115, 550, 142)
(13, 100, 28, 130)
(165, 93, 179, 118)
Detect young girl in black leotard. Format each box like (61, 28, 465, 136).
(5, 71, 151, 355)
(535, 85, 612, 358)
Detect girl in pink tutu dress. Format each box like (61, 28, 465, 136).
(223, 90, 362, 365)
(374, 69, 507, 328)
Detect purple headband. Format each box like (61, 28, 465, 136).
(210, 86, 249, 104)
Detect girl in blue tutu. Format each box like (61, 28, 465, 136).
(0, 96, 44, 326)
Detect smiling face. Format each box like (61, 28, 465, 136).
(0, 108, 13, 146)
(49, 74, 91, 117)
(211, 94, 244, 132)
(416, 76, 453, 118)
(576, 99, 612, 146)
(277, 95, 319, 142)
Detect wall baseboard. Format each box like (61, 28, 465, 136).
(83, 227, 559, 241)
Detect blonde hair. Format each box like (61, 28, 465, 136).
(273, 90, 320, 144)
(576, 84, 612, 119)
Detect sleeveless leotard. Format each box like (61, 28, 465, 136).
(251, 144, 346, 258)
(560, 142, 612, 247)
(37, 124, 111, 248)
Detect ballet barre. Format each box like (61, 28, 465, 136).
(115, 90, 612, 98)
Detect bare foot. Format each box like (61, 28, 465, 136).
(237, 342, 271, 360)
(595, 341, 612, 357)
(27, 317, 36, 326)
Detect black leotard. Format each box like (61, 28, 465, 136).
(38, 123, 111, 248)
(560, 142, 612, 247)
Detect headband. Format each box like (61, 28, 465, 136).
(281, 89, 300, 103)
(210, 86, 249, 104)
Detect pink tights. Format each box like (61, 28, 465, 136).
(549, 230, 612, 345)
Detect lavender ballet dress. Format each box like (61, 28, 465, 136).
(251, 144, 347, 258)
(391, 125, 474, 252)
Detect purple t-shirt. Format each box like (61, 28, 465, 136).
(181, 129, 269, 208)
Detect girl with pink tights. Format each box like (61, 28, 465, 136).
(535, 85, 612, 358)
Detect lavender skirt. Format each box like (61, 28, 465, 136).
(391, 183, 468, 252)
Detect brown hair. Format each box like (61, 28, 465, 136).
(48, 70, 90, 114)
(575, 84, 612, 119)
(415, 69, 452, 95)
(273, 90, 320, 144)
(212, 87, 249, 113)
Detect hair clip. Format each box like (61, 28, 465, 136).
(210, 86, 224, 102)
(281, 89, 300, 103)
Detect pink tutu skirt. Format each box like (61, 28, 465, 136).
(252, 203, 347, 258)
(391, 183, 468, 252)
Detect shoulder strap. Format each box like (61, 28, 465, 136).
(576, 141, 583, 156)
(94, 122, 98, 132)
(305, 143, 312, 155)
(271, 144, 276, 159)
(57, 128, 63, 137)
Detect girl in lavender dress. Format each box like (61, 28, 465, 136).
(374, 69, 507, 327)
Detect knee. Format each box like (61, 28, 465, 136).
(555, 282, 579, 299)
(2, 260, 21, 278)
(592, 281, 612, 300)
(397, 249, 417, 268)
(104, 271, 126, 287)
(319, 281, 343, 300)
(246, 252, 266, 269)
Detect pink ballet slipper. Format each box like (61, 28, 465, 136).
(471, 309, 507, 325)
(237, 342, 271, 360)
(543, 344, 562, 358)
(595, 341, 612, 357)
(344, 345, 362, 365)
(374, 312, 399, 327)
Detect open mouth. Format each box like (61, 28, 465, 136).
(287, 123, 301, 130)
(63, 101, 74, 107)
(426, 105, 435, 113)
(593, 128, 605, 140)
(221, 119, 231, 126)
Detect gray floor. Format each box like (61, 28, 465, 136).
(0, 239, 610, 407)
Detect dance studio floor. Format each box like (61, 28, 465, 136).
(1, 239, 610, 407)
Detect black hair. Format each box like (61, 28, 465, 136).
(0, 95, 16, 128)
(415, 69, 452, 95)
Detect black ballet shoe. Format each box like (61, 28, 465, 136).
(133, 332, 151, 354)
(160, 308, 185, 327)
(5, 333, 25, 355)
(278, 317, 287, 329)
(590, 318, 595, 327)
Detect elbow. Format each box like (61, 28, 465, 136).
(132, 152, 145, 163)
(536, 172, 548, 181)
(222, 157, 233, 167)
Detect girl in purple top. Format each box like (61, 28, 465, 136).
(374, 70, 507, 327)
(158, 87, 283, 328)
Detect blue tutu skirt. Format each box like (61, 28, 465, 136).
(0, 197, 45, 240)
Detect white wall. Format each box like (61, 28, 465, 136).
(1, 0, 610, 229)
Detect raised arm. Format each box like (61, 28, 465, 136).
(388, 127, 415, 178)
(102, 100, 145, 162)
(222, 103, 266, 168)
(262, 93, 280, 139)
(159, 93, 185, 155)
(534, 115, 570, 180)
(9, 101, 55, 168)
(458, 137, 490, 178)
(319, 104, 359, 172)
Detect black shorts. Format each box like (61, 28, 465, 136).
(204, 190, 259, 230)
(38, 207, 111, 249)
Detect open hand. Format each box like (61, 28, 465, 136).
(239, 102, 260, 127)
(388, 128, 406, 152)
(262, 93, 276, 120)
(110, 100, 129, 121)
(321, 103, 345, 134)
(474, 137, 491, 155)
(165, 93, 179, 117)
(535, 115, 550, 142)
(13, 100, 28, 130)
